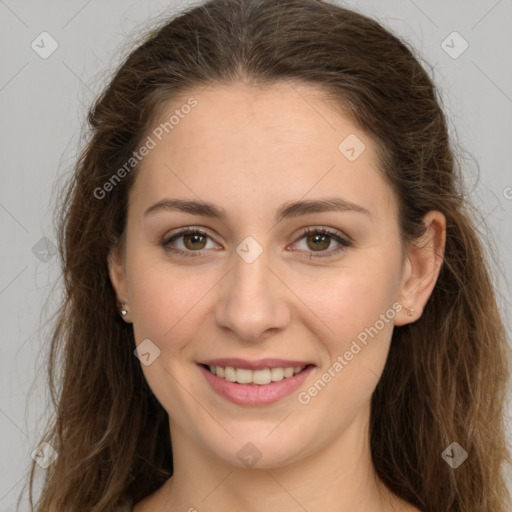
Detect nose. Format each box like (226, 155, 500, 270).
(214, 244, 291, 343)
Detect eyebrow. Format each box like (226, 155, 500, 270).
(143, 197, 371, 222)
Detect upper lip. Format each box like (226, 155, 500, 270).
(198, 358, 315, 370)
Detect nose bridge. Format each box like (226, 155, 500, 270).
(215, 238, 290, 342)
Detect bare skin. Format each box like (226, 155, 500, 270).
(109, 81, 444, 512)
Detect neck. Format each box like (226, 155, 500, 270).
(158, 406, 410, 512)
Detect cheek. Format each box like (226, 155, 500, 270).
(126, 250, 219, 351)
(125, 253, 207, 409)
(295, 282, 398, 417)
(296, 251, 402, 390)
(305, 261, 400, 338)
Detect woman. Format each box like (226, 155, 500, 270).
(26, 0, 511, 511)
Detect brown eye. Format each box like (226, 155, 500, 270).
(161, 227, 218, 257)
(305, 232, 331, 251)
(182, 232, 207, 250)
(291, 227, 352, 259)
(161, 226, 352, 259)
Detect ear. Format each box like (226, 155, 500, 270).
(394, 210, 446, 326)
(107, 244, 129, 316)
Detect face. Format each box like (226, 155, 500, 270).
(109, 81, 416, 469)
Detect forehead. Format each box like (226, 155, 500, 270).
(154, 81, 356, 150)
(129, 81, 396, 222)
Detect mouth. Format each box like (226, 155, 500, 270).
(200, 363, 314, 385)
(197, 359, 316, 406)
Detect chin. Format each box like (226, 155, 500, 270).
(204, 424, 314, 470)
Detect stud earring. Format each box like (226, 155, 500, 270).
(119, 301, 128, 317)
(407, 307, 415, 317)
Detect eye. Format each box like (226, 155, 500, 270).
(161, 227, 218, 257)
(289, 227, 352, 259)
(161, 226, 352, 259)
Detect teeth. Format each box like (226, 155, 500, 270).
(270, 367, 284, 381)
(224, 366, 236, 382)
(207, 365, 306, 385)
(236, 368, 253, 384)
(283, 367, 294, 378)
(253, 369, 272, 385)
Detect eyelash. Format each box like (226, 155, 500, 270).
(161, 226, 353, 259)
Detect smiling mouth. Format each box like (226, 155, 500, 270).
(200, 364, 314, 385)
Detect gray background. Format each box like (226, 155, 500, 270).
(1, 0, 511, 509)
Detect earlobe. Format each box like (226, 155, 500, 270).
(394, 210, 446, 326)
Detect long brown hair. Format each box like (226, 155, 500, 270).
(23, 1, 511, 511)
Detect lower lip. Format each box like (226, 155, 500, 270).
(198, 364, 315, 406)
